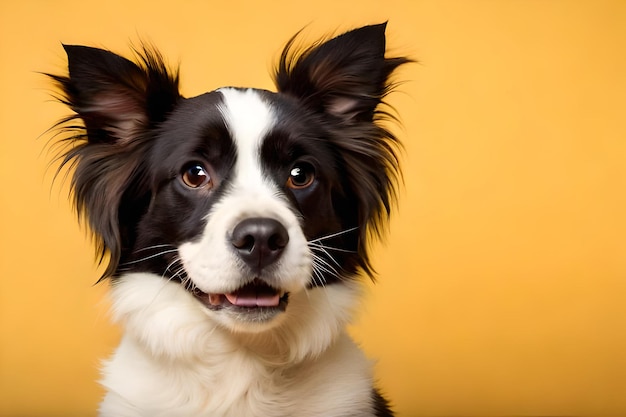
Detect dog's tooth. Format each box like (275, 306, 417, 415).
(208, 294, 223, 306)
(224, 293, 239, 305)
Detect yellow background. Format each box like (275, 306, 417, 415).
(1, 1, 625, 416)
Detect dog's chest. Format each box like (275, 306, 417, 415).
(100, 333, 374, 417)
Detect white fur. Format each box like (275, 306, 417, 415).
(99, 274, 377, 417)
(179, 88, 312, 332)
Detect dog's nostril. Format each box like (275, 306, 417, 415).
(267, 232, 288, 251)
(232, 233, 256, 252)
(231, 218, 289, 271)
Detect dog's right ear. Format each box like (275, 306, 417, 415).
(53, 44, 180, 144)
(49, 45, 180, 280)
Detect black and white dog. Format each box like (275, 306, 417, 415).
(50, 23, 409, 417)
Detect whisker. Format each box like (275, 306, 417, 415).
(312, 259, 340, 280)
(133, 244, 176, 253)
(164, 257, 183, 276)
(308, 242, 356, 254)
(307, 226, 359, 244)
(143, 260, 190, 312)
(310, 267, 327, 288)
(311, 253, 342, 284)
(176, 269, 191, 288)
(162, 258, 188, 286)
(119, 249, 179, 266)
(310, 244, 343, 269)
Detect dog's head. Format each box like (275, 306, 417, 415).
(51, 23, 408, 334)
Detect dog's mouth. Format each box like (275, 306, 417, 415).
(193, 279, 289, 313)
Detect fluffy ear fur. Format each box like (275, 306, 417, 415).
(49, 45, 180, 279)
(275, 23, 408, 122)
(274, 23, 411, 277)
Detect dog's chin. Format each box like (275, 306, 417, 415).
(192, 278, 290, 330)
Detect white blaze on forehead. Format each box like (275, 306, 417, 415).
(179, 87, 311, 304)
(218, 88, 275, 188)
(176, 87, 314, 312)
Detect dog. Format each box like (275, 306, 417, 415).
(49, 22, 409, 417)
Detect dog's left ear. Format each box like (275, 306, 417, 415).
(275, 22, 408, 121)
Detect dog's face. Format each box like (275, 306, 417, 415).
(138, 88, 347, 330)
(51, 23, 408, 333)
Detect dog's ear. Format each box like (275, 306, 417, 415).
(49, 45, 180, 280)
(56, 44, 180, 143)
(275, 24, 411, 278)
(275, 22, 408, 122)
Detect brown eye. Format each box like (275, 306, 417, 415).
(181, 163, 212, 189)
(286, 162, 315, 189)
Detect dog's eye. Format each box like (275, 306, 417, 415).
(286, 162, 315, 189)
(181, 163, 212, 189)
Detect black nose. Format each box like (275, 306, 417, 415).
(231, 218, 289, 272)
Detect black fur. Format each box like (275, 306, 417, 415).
(373, 388, 395, 417)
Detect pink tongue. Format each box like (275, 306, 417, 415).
(225, 291, 279, 307)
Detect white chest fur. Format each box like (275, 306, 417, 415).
(98, 274, 378, 417)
